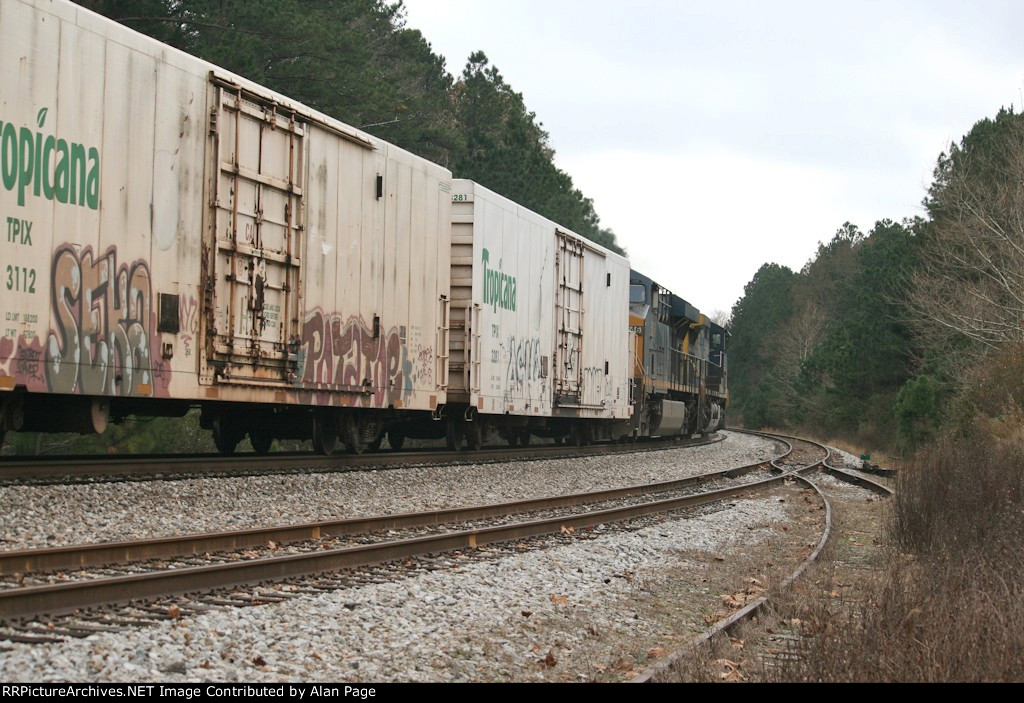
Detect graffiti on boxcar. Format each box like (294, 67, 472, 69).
(297, 311, 424, 407)
(44, 245, 170, 397)
(0, 334, 47, 391)
(500, 334, 549, 407)
(17, 344, 43, 382)
(179, 295, 199, 358)
(581, 365, 612, 405)
(415, 345, 434, 388)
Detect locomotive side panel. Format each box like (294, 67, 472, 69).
(627, 270, 727, 436)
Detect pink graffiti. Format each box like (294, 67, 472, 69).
(0, 334, 47, 392)
(299, 311, 409, 408)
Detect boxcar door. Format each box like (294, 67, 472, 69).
(554, 231, 584, 403)
(204, 81, 305, 386)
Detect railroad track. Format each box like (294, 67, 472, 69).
(738, 428, 892, 496)
(0, 428, 889, 671)
(631, 429, 893, 682)
(0, 432, 819, 640)
(0, 434, 720, 485)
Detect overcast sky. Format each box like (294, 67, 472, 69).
(402, 0, 1024, 317)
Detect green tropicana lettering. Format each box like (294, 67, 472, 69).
(482, 248, 517, 313)
(0, 108, 100, 210)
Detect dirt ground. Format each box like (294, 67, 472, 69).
(641, 472, 888, 683)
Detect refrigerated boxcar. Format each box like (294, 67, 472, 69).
(442, 180, 631, 447)
(0, 0, 453, 452)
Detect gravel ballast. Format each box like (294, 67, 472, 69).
(0, 432, 780, 550)
(0, 495, 803, 682)
(0, 431, 817, 682)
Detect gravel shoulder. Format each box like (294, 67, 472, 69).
(0, 432, 780, 550)
(0, 490, 819, 682)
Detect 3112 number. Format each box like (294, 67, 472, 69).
(6, 265, 36, 293)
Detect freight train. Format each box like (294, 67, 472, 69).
(0, 0, 726, 454)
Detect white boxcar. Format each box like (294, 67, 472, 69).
(0, 0, 452, 452)
(447, 180, 629, 445)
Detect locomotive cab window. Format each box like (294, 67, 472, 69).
(629, 284, 647, 304)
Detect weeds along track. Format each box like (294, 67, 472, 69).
(0, 435, 721, 486)
(1, 434, 819, 640)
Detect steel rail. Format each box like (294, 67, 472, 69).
(0, 458, 768, 576)
(823, 461, 894, 497)
(735, 427, 894, 495)
(630, 463, 835, 683)
(0, 434, 722, 483)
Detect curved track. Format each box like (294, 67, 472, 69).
(0, 428, 884, 660)
(630, 429, 892, 682)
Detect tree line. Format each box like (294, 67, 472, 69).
(728, 107, 1024, 452)
(73, 0, 624, 254)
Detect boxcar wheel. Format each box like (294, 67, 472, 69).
(388, 431, 405, 451)
(463, 409, 482, 450)
(312, 432, 336, 455)
(213, 433, 239, 455)
(569, 425, 584, 447)
(344, 429, 368, 454)
(312, 415, 337, 456)
(466, 422, 482, 450)
(212, 418, 242, 455)
(250, 431, 273, 455)
(341, 414, 369, 454)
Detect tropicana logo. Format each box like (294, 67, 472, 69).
(482, 248, 517, 313)
(0, 107, 100, 210)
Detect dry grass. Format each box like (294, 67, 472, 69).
(647, 420, 1024, 681)
(765, 434, 1024, 681)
